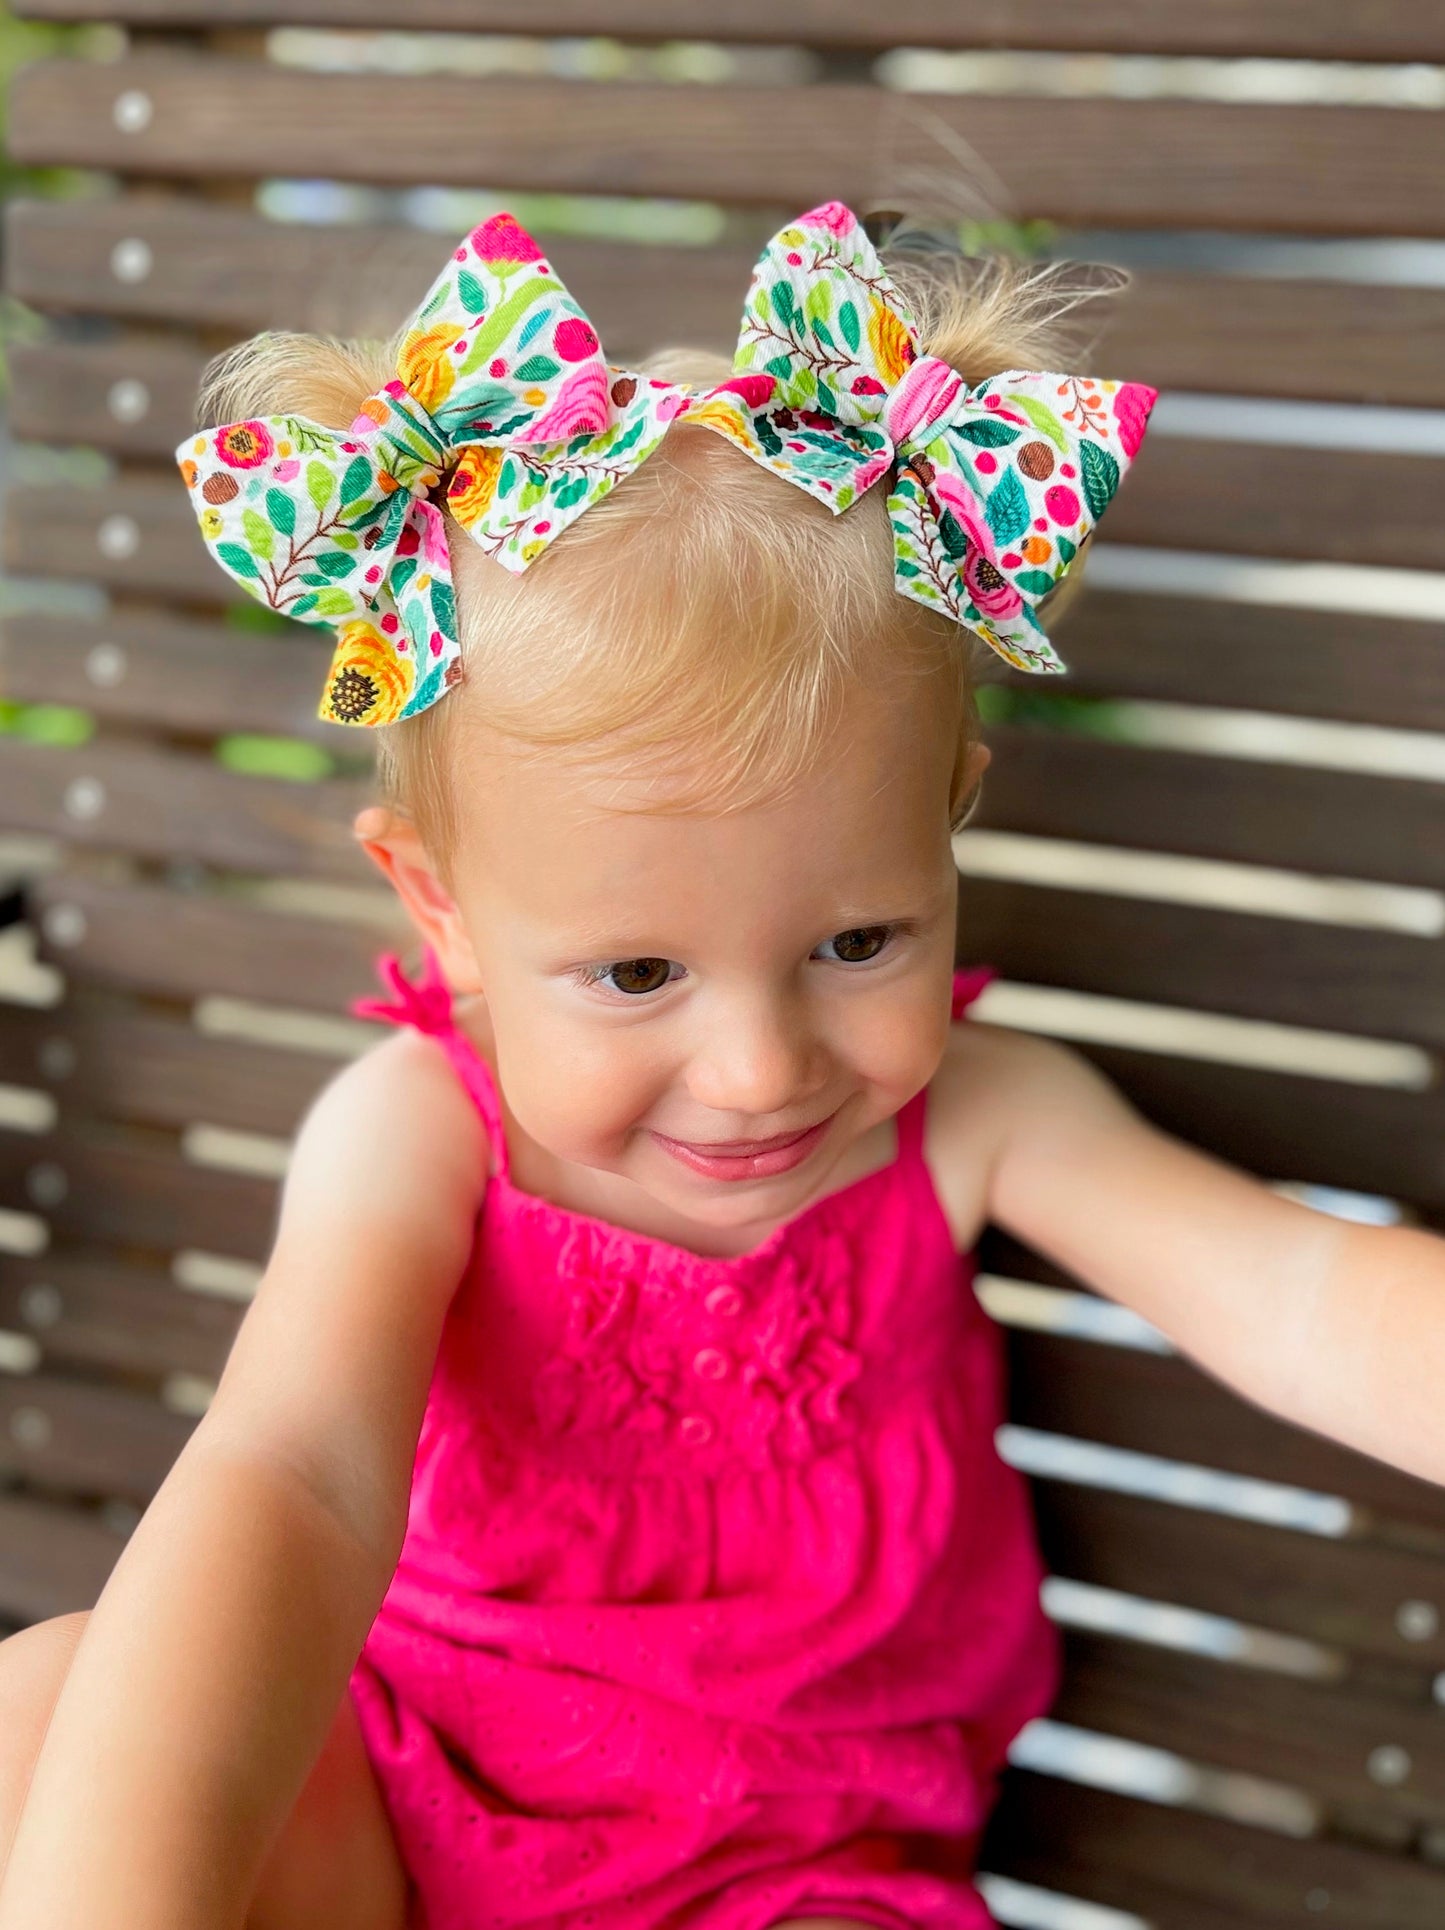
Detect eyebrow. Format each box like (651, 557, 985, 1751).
(548, 883, 954, 958)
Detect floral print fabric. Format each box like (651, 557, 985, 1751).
(176, 203, 1157, 725)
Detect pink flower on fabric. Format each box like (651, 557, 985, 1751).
(529, 362, 611, 441)
(885, 356, 965, 448)
(802, 200, 854, 236)
(716, 373, 776, 410)
(930, 469, 1023, 621)
(214, 420, 273, 469)
(1112, 381, 1158, 459)
(471, 211, 545, 265)
(272, 458, 301, 482)
(553, 317, 601, 363)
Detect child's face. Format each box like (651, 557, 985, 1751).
(363, 677, 980, 1243)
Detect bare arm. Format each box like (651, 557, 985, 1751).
(0, 1026, 487, 1930)
(971, 1023, 1445, 1488)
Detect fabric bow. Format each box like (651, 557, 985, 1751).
(177, 203, 1156, 727)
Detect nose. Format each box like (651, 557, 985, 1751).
(685, 992, 829, 1125)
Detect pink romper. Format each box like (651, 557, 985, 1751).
(349, 956, 1060, 1930)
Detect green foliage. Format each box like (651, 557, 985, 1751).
(215, 734, 335, 783)
(0, 699, 94, 745)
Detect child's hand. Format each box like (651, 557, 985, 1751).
(971, 1024, 1445, 1488)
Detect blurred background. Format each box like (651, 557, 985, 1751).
(2, 8, 1445, 1926)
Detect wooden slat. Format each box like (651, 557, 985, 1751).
(13, 200, 1445, 410)
(0, 1366, 193, 1504)
(1030, 593, 1445, 733)
(8, 437, 1442, 622)
(982, 725, 1445, 893)
(12, 0, 1445, 61)
(1011, 1327, 1445, 1535)
(0, 1493, 128, 1625)
(0, 611, 335, 743)
(7, 338, 209, 461)
(0, 738, 370, 882)
(960, 874, 1445, 1047)
(0, 1123, 279, 1263)
(30, 874, 396, 1011)
(0, 997, 340, 1139)
(981, 1767, 1445, 1924)
(13, 60, 1445, 237)
(1053, 1628, 1445, 1828)
(0, 1250, 241, 1382)
(1034, 1477, 1445, 1670)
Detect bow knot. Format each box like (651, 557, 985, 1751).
(177, 202, 1157, 726)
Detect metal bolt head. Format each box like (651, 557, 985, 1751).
(18, 1283, 63, 1329)
(37, 1036, 77, 1081)
(41, 903, 88, 949)
(1304, 1890, 1330, 1915)
(1367, 1744, 1411, 1787)
(9, 1406, 53, 1450)
(1396, 1599, 1439, 1643)
(112, 89, 153, 134)
(97, 514, 140, 561)
(63, 775, 106, 823)
(85, 642, 128, 689)
(107, 377, 151, 424)
(25, 1162, 69, 1208)
(110, 238, 154, 285)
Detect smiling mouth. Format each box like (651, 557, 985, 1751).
(658, 1120, 827, 1155)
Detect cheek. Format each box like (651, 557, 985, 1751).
(502, 1015, 667, 1146)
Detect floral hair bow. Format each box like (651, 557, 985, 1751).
(177, 203, 1156, 727)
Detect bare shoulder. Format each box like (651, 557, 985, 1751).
(923, 1015, 1136, 1250)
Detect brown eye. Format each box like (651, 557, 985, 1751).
(599, 957, 673, 996)
(824, 926, 893, 964)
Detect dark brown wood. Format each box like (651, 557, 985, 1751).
(11, 201, 1445, 408)
(0, 997, 341, 1139)
(961, 872, 1445, 1046)
(0, 611, 335, 744)
(0, 1367, 193, 1504)
(1010, 1327, 1445, 1536)
(1034, 1477, 1445, 1670)
(0, 1493, 128, 1625)
(1036, 593, 1445, 733)
(14, 60, 1445, 237)
(0, 737, 371, 883)
(0, 1123, 279, 1264)
(0, 1250, 242, 1383)
(981, 1767, 1445, 1924)
(1053, 1627, 1445, 1828)
(982, 725, 1445, 893)
(7, 338, 209, 461)
(11, 0, 1445, 60)
(29, 874, 399, 1012)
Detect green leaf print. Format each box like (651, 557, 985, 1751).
(985, 469, 1031, 547)
(240, 509, 273, 561)
(306, 462, 335, 514)
(313, 588, 355, 617)
(518, 477, 547, 512)
(937, 509, 970, 562)
(515, 354, 561, 383)
(552, 474, 590, 509)
(339, 456, 372, 507)
(265, 488, 297, 537)
(792, 365, 817, 401)
(838, 301, 861, 354)
(816, 379, 838, 414)
(216, 542, 259, 579)
(390, 556, 418, 595)
(457, 269, 488, 315)
(430, 579, 456, 636)
(1079, 439, 1120, 520)
(804, 280, 833, 327)
(771, 280, 796, 329)
(1013, 568, 1057, 598)
(753, 284, 771, 322)
(311, 551, 356, 580)
(1056, 534, 1077, 565)
(956, 418, 1020, 448)
(1005, 391, 1069, 452)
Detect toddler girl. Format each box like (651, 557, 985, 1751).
(4, 203, 1444, 1930)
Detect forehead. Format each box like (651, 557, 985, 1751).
(453, 681, 957, 944)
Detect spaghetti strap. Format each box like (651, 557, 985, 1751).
(353, 949, 511, 1181)
(896, 964, 997, 1166)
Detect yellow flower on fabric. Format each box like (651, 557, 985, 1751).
(446, 446, 504, 527)
(200, 507, 224, 537)
(866, 299, 913, 386)
(398, 324, 464, 413)
(319, 621, 414, 727)
(678, 397, 758, 454)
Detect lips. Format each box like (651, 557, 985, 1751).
(662, 1123, 815, 1155)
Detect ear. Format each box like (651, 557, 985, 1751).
(354, 806, 484, 994)
(961, 739, 992, 787)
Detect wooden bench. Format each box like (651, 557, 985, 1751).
(3, 5, 1445, 1921)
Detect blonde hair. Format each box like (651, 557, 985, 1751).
(199, 232, 1126, 876)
